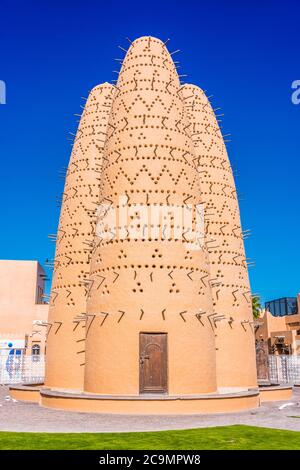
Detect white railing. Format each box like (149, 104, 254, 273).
(0, 354, 45, 385)
(268, 355, 300, 384)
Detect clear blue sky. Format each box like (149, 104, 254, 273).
(0, 0, 299, 302)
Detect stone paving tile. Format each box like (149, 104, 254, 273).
(0, 386, 299, 433)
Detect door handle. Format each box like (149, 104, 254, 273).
(140, 355, 150, 364)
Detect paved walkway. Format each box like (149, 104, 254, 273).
(0, 385, 300, 433)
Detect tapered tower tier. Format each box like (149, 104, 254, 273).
(182, 84, 257, 388)
(45, 83, 115, 390)
(84, 37, 217, 395)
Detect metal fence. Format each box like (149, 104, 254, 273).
(0, 354, 45, 385)
(268, 355, 300, 384)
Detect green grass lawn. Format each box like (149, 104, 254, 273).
(0, 425, 299, 450)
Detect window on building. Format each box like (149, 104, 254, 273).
(32, 344, 40, 356)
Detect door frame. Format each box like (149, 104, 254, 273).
(139, 332, 168, 394)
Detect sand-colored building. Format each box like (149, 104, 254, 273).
(0, 260, 49, 356)
(255, 295, 300, 355)
(40, 36, 260, 413)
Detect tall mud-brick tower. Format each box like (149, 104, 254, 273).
(40, 36, 259, 414)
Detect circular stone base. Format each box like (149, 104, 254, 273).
(39, 388, 260, 414)
(10, 384, 43, 403)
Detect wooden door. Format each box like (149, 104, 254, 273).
(139, 333, 167, 394)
